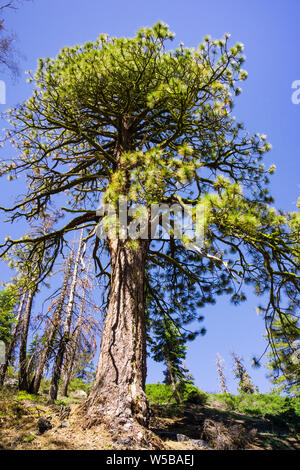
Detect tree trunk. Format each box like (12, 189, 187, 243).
(85, 238, 149, 428)
(18, 289, 35, 391)
(0, 294, 25, 389)
(48, 231, 84, 402)
(166, 357, 181, 404)
(61, 292, 84, 397)
(29, 254, 73, 394)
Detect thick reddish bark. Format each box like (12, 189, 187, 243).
(85, 238, 149, 427)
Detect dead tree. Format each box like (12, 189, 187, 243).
(48, 231, 84, 402)
(60, 290, 85, 397)
(29, 253, 74, 394)
(216, 353, 228, 394)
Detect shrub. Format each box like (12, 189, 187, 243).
(202, 418, 257, 450)
(146, 382, 208, 405)
(210, 392, 300, 418)
(178, 383, 208, 405)
(146, 383, 174, 403)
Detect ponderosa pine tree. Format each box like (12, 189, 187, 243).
(0, 23, 299, 429)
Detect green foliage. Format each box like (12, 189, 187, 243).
(146, 383, 174, 404)
(72, 350, 96, 384)
(266, 313, 300, 396)
(148, 314, 189, 386)
(146, 382, 207, 405)
(68, 377, 93, 394)
(177, 382, 208, 405)
(0, 284, 18, 344)
(23, 433, 35, 443)
(146, 383, 299, 420)
(211, 392, 300, 419)
(54, 398, 69, 406)
(14, 391, 45, 403)
(232, 352, 257, 394)
(6, 365, 16, 377)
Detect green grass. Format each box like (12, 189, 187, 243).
(14, 391, 45, 403)
(23, 433, 36, 443)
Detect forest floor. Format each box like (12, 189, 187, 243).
(0, 389, 299, 450)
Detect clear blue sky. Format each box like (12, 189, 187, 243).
(0, 0, 299, 393)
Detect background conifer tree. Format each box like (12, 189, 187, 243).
(266, 314, 300, 396)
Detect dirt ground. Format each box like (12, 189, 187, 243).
(0, 391, 299, 450)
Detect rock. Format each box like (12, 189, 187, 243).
(59, 421, 70, 428)
(37, 417, 52, 435)
(117, 438, 132, 445)
(190, 439, 213, 450)
(177, 433, 189, 442)
(177, 433, 213, 450)
(123, 422, 133, 431)
(3, 377, 18, 390)
(70, 389, 87, 399)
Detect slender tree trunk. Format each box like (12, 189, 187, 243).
(48, 231, 84, 402)
(18, 289, 35, 391)
(29, 254, 73, 394)
(0, 294, 25, 389)
(61, 292, 84, 397)
(216, 353, 228, 394)
(85, 238, 149, 428)
(166, 357, 181, 404)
